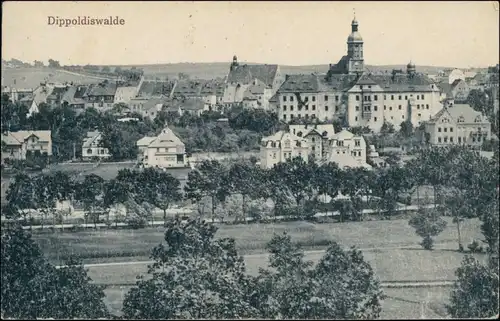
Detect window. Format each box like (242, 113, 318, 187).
(416, 95, 420, 100)
(438, 137, 442, 143)
(312, 105, 316, 111)
(360, 85, 363, 89)
(325, 95, 328, 101)
(273, 152, 277, 159)
(391, 116, 394, 120)
(450, 137, 454, 142)
(335, 106, 338, 112)
(355, 116, 358, 121)
(402, 115, 405, 119)
(384, 105, 387, 110)
(426, 104, 429, 109)
(311, 114, 316, 118)
(418, 113, 421, 117)
(335, 95, 339, 101)
(384, 95, 387, 100)
(312, 96, 316, 102)
(325, 106, 328, 111)
(391, 95, 394, 100)
(290, 106, 294, 111)
(356, 106, 359, 111)
(374, 117, 378, 121)
(87, 149, 92, 154)
(374, 95, 378, 101)
(458, 137, 461, 143)
(472, 137, 476, 142)
(405, 95, 408, 100)
(305, 106, 309, 111)
(356, 95, 360, 101)
(298, 114, 301, 119)
(290, 95, 294, 102)
(421, 94, 425, 100)
(438, 127, 441, 132)
(417, 105, 420, 109)
(290, 114, 294, 119)
(374, 106, 378, 111)
(283, 115, 287, 120)
(355, 140, 360, 147)
(389, 107, 393, 111)
(283, 105, 287, 111)
(399, 105, 402, 110)
(450, 127, 453, 132)
(305, 97, 309, 102)
(399, 95, 402, 100)
(283, 96, 287, 102)
(444, 137, 448, 143)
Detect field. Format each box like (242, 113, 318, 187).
(34, 216, 482, 266)
(1, 67, 106, 88)
(102, 283, 451, 318)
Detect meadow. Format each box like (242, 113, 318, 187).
(1, 67, 106, 88)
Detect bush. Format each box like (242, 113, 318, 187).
(420, 236, 434, 250)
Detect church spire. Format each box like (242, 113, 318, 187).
(351, 8, 358, 32)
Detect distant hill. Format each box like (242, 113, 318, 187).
(110, 62, 469, 80)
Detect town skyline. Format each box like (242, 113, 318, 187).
(2, 1, 499, 69)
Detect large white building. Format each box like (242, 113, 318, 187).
(136, 126, 187, 168)
(259, 130, 310, 169)
(271, 17, 443, 133)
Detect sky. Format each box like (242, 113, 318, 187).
(2, 1, 499, 68)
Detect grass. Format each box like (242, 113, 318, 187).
(101, 281, 452, 318)
(1, 67, 101, 88)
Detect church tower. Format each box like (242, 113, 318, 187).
(347, 13, 364, 75)
(230, 55, 239, 72)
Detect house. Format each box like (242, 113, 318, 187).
(323, 129, 371, 169)
(241, 79, 274, 110)
(84, 82, 117, 110)
(46, 85, 69, 107)
(136, 126, 187, 168)
(114, 76, 144, 104)
(289, 124, 336, 160)
(259, 130, 310, 169)
(450, 79, 470, 102)
(82, 131, 111, 160)
(137, 79, 175, 99)
(223, 56, 284, 107)
(171, 80, 224, 112)
(179, 97, 205, 116)
(141, 98, 165, 120)
(61, 85, 88, 109)
(1, 130, 52, 162)
(423, 103, 491, 147)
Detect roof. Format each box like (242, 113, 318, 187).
(136, 136, 156, 147)
(261, 130, 309, 148)
(82, 131, 102, 148)
(451, 79, 465, 89)
(61, 85, 87, 105)
(179, 98, 204, 111)
(46, 86, 68, 100)
(289, 124, 336, 139)
(429, 104, 488, 124)
(86, 83, 117, 97)
(142, 98, 165, 111)
(32, 85, 55, 105)
(146, 128, 184, 148)
(330, 129, 356, 141)
(437, 83, 453, 98)
(269, 93, 278, 103)
(2, 130, 51, 145)
(138, 80, 175, 97)
(278, 74, 332, 93)
(366, 73, 435, 92)
(227, 64, 278, 87)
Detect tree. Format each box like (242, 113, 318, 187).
(399, 120, 413, 138)
(444, 188, 475, 252)
(408, 207, 447, 250)
(1, 225, 109, 319)
(76, 174, 105, 228)
(6, 173, 36, 229)
(446, 256, 499, 318)
(184, 160, 231, 222)
(103, 178, 133, 226)
(122, 218, 259, 319)
(380, 121, 395, 135)
(255, 232, 383, 319)
(228, 162, 262, 222)
(48, 59, 60, 68)
(138, 168, 182, 224)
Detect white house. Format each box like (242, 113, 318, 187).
(136, 126, 187, 168)
(82, 131, 111, 160)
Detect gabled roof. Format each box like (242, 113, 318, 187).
(437, 83, 453, 98)
(62, 85, 87, 105)
(289, 124, 336, 139)
(2, 130, 51, 145)
(33, 85, 55, 105)
(367, 73, 435, 92)
(429, 104, 488, 124)
(136, 136, 156, 147)
(82, 131, 102, 148)
(330, 129, 356, 141)
(146, 128, 184, 148)
(138, 80, 175, 97)
(451, 78, 465, 89)
(269, 93, 278, 103)
(47, 86, 68, 100)
(261, 131, 309, 148)
(227, 64, 278, 87)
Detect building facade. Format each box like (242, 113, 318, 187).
(423, 104, 491, 147)
(323, 129, 370, 169)
(136, 126, 187, 168)
(289, 124, 336, 160)
(259, 130, 310, 169)
(81, 131, 111, 160)
(1, 130, 52, 161)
